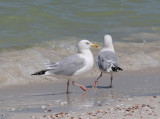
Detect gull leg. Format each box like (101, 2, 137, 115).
(66, 80, 70, 94)
(110, 73, 113, 88)
(93, 72, 103, 88)
(72, 81, 88, 91)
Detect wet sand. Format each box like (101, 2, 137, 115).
(10, 96, 160, 119)
(0, 67, 160, 119)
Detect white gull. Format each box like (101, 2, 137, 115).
(93, 35, 122, 88)
(32, 40, 98, 94)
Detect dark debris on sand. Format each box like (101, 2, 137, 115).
(30, 96, 160, 119)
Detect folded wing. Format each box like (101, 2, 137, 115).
(45, 54, 85, 76)
(97, 51, 120, 72)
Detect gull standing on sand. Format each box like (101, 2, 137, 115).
(31, 40, 98, 94)
(93, 35, 122, 88)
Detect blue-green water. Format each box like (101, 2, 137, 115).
(0, 0, 160, 48)
(0, 0, 160, 86)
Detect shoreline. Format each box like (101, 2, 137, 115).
(0, 67, 160, 119)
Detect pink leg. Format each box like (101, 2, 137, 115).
(110, 73, 113, 88)
(72, 81, 88, 91)
(93, 72, 103, 88)
(66, 80, 70, 94)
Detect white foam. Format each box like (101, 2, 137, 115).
(0, 38, 160, 87)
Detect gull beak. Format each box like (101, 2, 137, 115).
(91, 44, 98, 48)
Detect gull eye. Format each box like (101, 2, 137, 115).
(86, 42, 90, 45)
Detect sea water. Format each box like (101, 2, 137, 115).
(0, 0, 160, 87)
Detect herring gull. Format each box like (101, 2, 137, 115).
(93, 35, 122, 88)
(31, 40, 98, 94)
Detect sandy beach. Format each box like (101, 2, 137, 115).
(1, 0, 160, 119)
(10, 96, 160, 119)
(0, 67, 160, 119)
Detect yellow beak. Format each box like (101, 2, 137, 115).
(91, 44, 98, 48)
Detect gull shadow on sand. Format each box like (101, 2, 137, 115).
(86, 85, 112, 89)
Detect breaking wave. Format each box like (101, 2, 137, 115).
(0, 35, 160, 87)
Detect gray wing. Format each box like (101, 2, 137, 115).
(45, 54, 85, 76)
(97, 51, 119, 72)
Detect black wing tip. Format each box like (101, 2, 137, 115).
(31, 70, 48, 76)
(31, 73, 37, 76)
(118, 67, 123, 71)
(112, 67, 123, 72)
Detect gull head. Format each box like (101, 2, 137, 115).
(103, 35, 115, 52)
(104, 35, 113, 47)
(77, 40, 98, 51)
